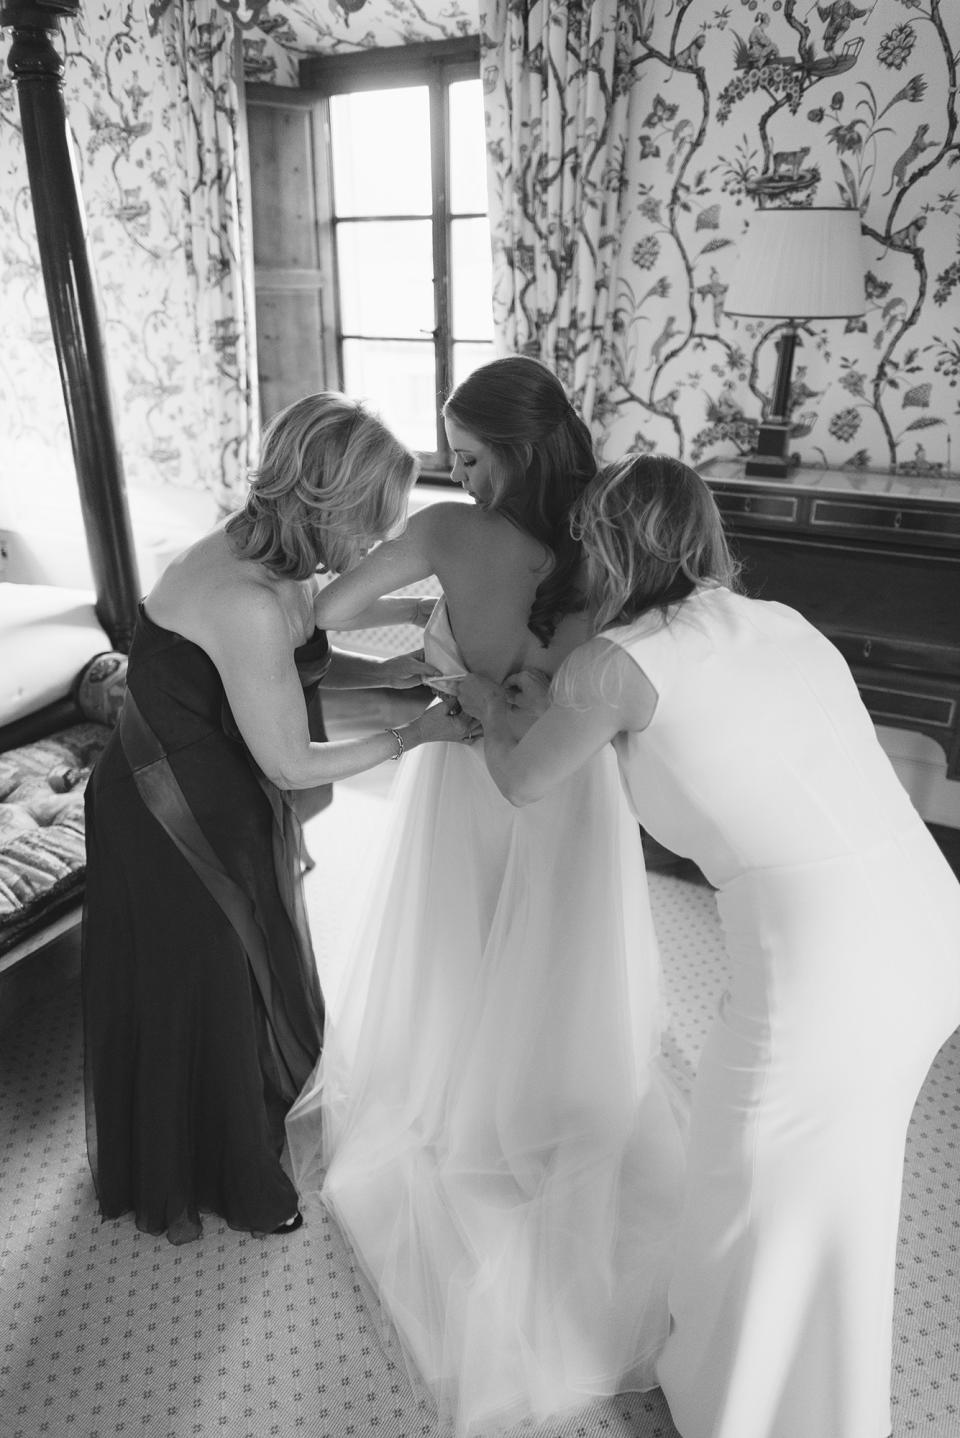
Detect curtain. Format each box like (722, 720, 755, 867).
(479, 0, 643, 435)
(152, 0, 258, 508)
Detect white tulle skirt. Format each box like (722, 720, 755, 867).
(286, 737, 687, 1435)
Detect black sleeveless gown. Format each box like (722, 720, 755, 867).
(81, 605, 328, 1243)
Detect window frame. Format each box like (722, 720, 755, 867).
(298, 37, 485, 481)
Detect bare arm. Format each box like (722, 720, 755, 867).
(320, 595, 437, 631)
(202, 586, 468, 789)
(322, 645, 438, 690)
(314, 508, 448, 629)
(457, 638, 657, 805)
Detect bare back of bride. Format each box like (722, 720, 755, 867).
(285, 358, 687, 1436)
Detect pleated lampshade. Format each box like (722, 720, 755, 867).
(725, 206, 866, 320)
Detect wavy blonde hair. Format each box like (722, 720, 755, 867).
(572, 454, 740, 631)
(226, 393, 418, 577)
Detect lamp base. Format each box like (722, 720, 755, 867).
(744, 420, 794, 479)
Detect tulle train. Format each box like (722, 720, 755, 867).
(287, 738, 687, 1434)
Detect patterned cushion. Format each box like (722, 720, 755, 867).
(0, 723, 112, 954)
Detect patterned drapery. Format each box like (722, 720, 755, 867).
(3, 1, 958, 499)
(149, 0, 273, 34)
(479, 1, 642, 433)
(152, 0, 258, 506)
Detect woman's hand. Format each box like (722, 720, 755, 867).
(376, 650, 441, 689)
(411, 596, 439, 627)
(408, 700, 478, 746)
(457, 673, 509, 722)
(503, 668, 551, 719)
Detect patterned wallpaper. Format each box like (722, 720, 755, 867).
(238, 0, 960, 478)
(0, 3, 251, 518)
(237, 0, 477, 85)
(0, 0, 957, 521)
(587, 0, 960, 478)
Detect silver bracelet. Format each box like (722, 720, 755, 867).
(385, 726, 405, 761)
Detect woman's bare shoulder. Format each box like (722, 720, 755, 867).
(420, 501, 543, 569)
(145, 532, 297, 650)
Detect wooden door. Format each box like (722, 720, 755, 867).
(245, 84, 337, 423)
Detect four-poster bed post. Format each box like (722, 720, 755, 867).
(1, 0, 140, 651)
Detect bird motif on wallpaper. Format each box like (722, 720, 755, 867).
(816, 0, 869, 54)
(329, 0, 369, 23)
(648, 314, 682, 369)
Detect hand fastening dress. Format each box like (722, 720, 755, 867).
(286, 599, 687, 1435)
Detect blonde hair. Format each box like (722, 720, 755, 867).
(551, 638, 630, 712)
(226, 392, 418, 577)
(572, 454, 740, 631)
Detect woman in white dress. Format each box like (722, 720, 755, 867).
(285, 359, 687, 1435)
(460, 454, 960, 1438)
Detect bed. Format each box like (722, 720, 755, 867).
(1, 0, 140, 966)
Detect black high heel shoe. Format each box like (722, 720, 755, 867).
(272, 1211, 304, 1234)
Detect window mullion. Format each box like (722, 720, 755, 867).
(430, 72, 451, 461)
(315, 96, 343, 392)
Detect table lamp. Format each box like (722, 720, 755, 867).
(724, 206, 865, 478)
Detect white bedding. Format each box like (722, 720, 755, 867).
(0, 583, 109, 727)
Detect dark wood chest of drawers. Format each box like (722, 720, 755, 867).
(699, 458, 960, 778)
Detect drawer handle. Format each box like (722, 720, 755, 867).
(893, 510, 903, 529)
(863, 638, 872, 659)
(743, 496, 752, 513)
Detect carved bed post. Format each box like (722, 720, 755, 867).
(1, 0, 141, 651)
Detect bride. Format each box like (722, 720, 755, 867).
(285, 357, 686, 1435)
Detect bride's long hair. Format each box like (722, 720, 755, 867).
(443, 357, 597, 646)
(572, 454, 740, 632)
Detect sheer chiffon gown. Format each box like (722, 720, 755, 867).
(82, 605, 328, 1244)
(285, 600, 687, 1435)
(605, 587, 960, 1438)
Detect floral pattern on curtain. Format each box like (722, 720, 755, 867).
(0, 0, 255, 544)
(4, 0, 957, 502)
(152, 0, 257, 507)
(479, 0, 642, 429)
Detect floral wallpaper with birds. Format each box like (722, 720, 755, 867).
(477, 0, 959, 476)
(0, 0, 957, 508)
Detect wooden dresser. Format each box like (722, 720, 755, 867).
(699, 458, 960, 780)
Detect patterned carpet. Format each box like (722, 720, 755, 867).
(1, 755, 958, 1438)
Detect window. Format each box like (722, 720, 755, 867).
(299, 39, 494, 475)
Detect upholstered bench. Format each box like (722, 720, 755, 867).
(0, 653, 127, 970)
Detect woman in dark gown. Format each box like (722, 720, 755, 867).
(82, 391, 469, 1245)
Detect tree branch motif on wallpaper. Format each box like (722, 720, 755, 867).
(2, 0, 957, 502)
(486, 0, 958, 476)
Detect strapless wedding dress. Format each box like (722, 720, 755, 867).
(286, 600, 686, 1434)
